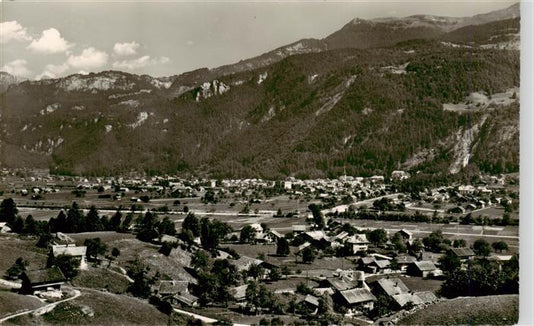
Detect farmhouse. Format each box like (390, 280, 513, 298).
(372, 277, 410, 297)
(450, 247, 476, 262)
(51, 244, 88, 270)
(20, 267, 66, 294)
(303, 294, 320, 314)
(395, 254, 417, 272)
(407, 261, 439, 278)
(292, 225, 307, 234)
(398, 229, 413, 242)
(335, 288, 376, 311)
(345, 234, 370, 254)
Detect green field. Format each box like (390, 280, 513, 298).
(399, 294, 518, 325)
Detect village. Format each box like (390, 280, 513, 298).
(0, 168, 519, 325)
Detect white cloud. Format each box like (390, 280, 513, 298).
(35, 63, 70, 80)
(112, 55, 169, 70)
(1, 59, 31, 78)
(27, 28, 73, 54)
(0, 21, 31, 44)
(67, 47, 109, 70)
(45, 63, 70, 75)
(113, 41, 140, 56)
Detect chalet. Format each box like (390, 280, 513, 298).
(233, 255, 278, 276)
(398, 229, 413, 242)
(51, 244, 88, 270)
(172, 292, 199, 307)
(391, 170, 410, 181)
(303, 294, 320, 314)
(20, 267, 66, 294)
(335, 288, 376, 311)
(450, 247, 475, 262)
(373, 277, 410, 297)
(345, 234, 370, 254)
(158, 280, 188, 297)
(458, 185, 476, 195)
(249, 223, 264, 235)
(231, 284, 248, 302)
(266, 230, 283, 242)
(158, 280, 199, 307)
(358, 256, 391, 274)
(370, 277, 436, 309)
(395, 255, 417, 272)
(233, 256, 264, 273)
(322, 277, 358, 292)
(392, 293, 424, 308)
(292, 225, 307, 234)
(407, 261, 439, 278)
(297, 242, 312, 254)
(333, 231, 349, 242)
(302, 231, 331, 249)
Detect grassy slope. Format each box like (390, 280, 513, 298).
(0, 234, 48, 272)
(0, 290, 45, 318)
(70, 267, 130, 294)
(9, 288, 172, 326)
(399, 294, 518, 325)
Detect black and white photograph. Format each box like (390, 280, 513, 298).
(0, 1, 529, 325)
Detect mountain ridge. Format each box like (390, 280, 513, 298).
(0, 6, 520, 180)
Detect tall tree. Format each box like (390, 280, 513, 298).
(85, 206, 103, 232)
(66, 202, 85, 233)
(23, 215, 37, 234)
(84, 238, 107, 261)
(109, 210, 123, 231)
(473, 239, 492, 257)
(0, 198, 18, 226)
(276, 238, 290, 256)
(158, 216, 176, 236)
(182, 213, 200, 237)
(240, 225, 256, 244)
(308, 204, 325, 229)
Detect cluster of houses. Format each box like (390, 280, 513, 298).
(18, 233, 87, 297)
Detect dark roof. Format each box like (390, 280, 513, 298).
(339, 288, 376, 304)
(23, 267, 65, 285)
(451, 247, 475, 257)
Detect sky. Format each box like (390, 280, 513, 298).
(0, 1, 518, 80)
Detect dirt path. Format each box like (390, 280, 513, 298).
(172, 308, 218, 324)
